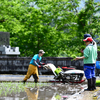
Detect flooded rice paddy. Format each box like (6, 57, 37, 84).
(0, 82, 86, 100)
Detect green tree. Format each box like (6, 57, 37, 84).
(0, 0, 100, 57)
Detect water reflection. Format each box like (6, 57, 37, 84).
(25, 83, 82, 100)
(0, 83, 84, 100)
(25, 86, 56, 100)
(25, 88, 39, 100)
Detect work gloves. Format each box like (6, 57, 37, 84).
(38, 63, 45, 68)
(38, 63, 46, 68)
(38, 65, 41, 68)
(42, 63, 45, 65)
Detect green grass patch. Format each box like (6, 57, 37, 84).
(96, 80, 100, 86)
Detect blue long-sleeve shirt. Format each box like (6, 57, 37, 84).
(30, 54, 42, 67)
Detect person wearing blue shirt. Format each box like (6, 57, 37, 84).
(23, 50, 45, 84)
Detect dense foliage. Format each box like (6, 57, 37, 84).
(0, 0, 100, 57)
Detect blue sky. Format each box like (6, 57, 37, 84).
(77, 0, 100, 16)
(78, 0, 100, 10)
(79, 0, 85, 9)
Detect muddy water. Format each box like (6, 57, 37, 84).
(0, 75, 87, 100)
(0, 82, 86, 100)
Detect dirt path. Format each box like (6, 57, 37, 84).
(79, 87, 100, 100)
(68, 87, 100, 100)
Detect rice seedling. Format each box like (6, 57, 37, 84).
(0, 81, 51, 97)
(0, 89, 2, 95)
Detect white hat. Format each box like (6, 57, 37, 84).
(39, 50, 45, 54)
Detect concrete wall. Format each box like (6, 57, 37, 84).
(0, 57, 30, 74)
(0, 32, 9, 46)
(0, 51, 100, 74)
(0, 57, 78, 74)
(0, 57, 91, 74)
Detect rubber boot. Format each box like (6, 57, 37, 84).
(92, 77, 96, 90)
(33, 74, 38, 83)
(84, 78, 92, 91)
(23, 80, 26, 84)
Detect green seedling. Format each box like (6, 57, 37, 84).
(71, 55, 77, 61)
(55, 94, 61, 100)
(0, 82, 51, 97)
(4, 92, 7, 96)
(0, 89, 2, 95)
(96, 80, 100, 86)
